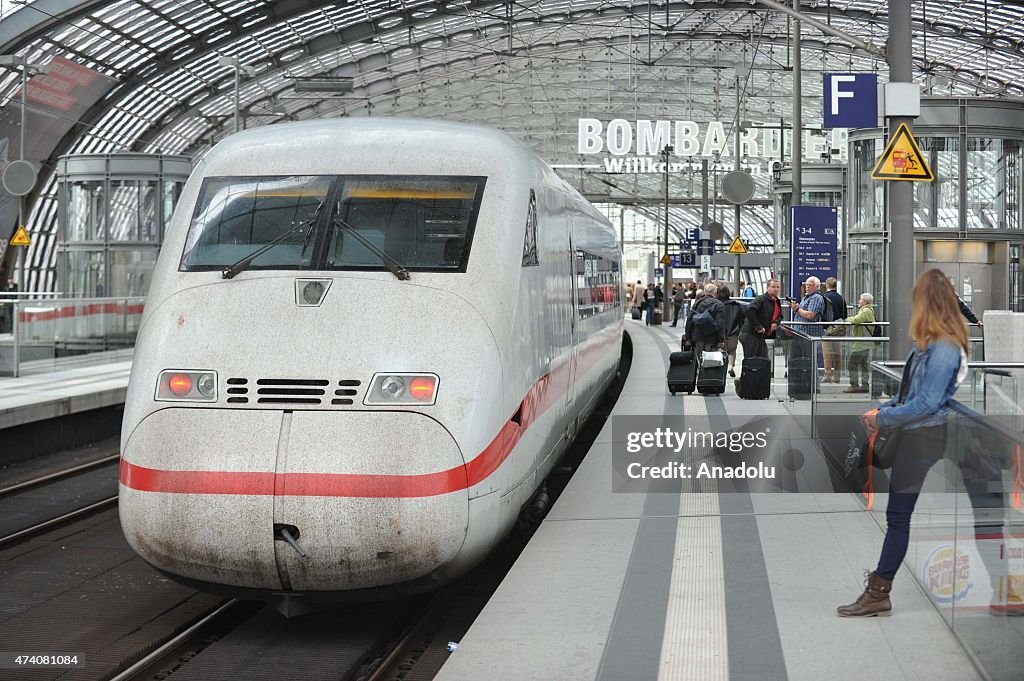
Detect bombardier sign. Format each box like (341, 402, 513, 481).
(573, 118, 847, 174)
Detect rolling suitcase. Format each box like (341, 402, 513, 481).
(653, 309, 663, 325)
(697, 350, 728, 395)
(631, 305, 642, 320)
(667, 351, 696, 395)
(737, 356, 772, 400)
(788, 357, 814, 400)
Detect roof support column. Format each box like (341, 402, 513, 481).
(887, 0, 914, 359)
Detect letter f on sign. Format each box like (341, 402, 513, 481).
(830, 75, 856, 117)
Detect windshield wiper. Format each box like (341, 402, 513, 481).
(221, 200, 325, 280)
(332, 216, 410, 281)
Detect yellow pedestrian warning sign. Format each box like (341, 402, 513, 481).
(870, 123, 935, 182)
(727, 236, 748, 255)
(10, 226, 31, 246)
(660, 254, 671, 266)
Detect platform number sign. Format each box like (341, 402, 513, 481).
(823, 73, 877, 129)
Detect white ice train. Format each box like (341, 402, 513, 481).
(118, 118, 623, 607)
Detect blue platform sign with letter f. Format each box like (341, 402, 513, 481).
(823, 73, 877, 128)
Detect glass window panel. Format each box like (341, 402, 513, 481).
(140, 180, 158, 242)
(852, 140, 883, 232)
(109, 249, 158, 297)
(966, 138, 1023, 231)
(108, 180, 142, 241)
(65, 180, 106, 241)
(848, 242, 885, 322)
(913, 137, 959, 230)
(326, 176, 485, 272)
(163, 180, 183, 240)
(181, 175, 331, 270)
(62, 250, 105, 297)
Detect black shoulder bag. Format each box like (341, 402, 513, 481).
(861, 353, 916, 471)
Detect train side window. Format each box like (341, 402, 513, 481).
(522, 190, 539, 267)
(576, 249, 620, 320)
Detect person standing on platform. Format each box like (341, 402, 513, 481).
(717, 284, 744, 377)
(837, 269, 968, 617)
(789, 276, 827, 389)
(643, 283, 656, 326)
(742, 281, 756, 299)
(631, 280, 644, 313)
(843, 293, 876, 394)
(822, 277, 847, 384)
(653, 283, 664, 319)
(739, 278, 781, 360)
(671, 284, 685, 327)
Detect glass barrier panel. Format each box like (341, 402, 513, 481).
(5, 297, 143, 376)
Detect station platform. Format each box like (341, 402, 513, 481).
(0, 361, 130, 431)
(436, 321, 986, 681)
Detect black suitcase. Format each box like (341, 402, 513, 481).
(653, 309, 663, 325)
(788, 356, 814, 400)
(696, 350, 727, 395)
(631, 306, 642, 320)
(737, 356, 772, 400)
(667, 351, 696, 395)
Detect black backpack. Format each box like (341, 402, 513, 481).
(692, 302, 721, 339)
(815, 292, 835, 323)
(871, 317, 883, 337)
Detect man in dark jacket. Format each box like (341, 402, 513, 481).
(822, 277, 847, 383)
(957, 294, 982, 328)
(684, 283, 726, 353)
(717, 284, 745, 377)
(738, 278, 782, 360)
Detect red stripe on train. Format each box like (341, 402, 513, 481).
(120, 331, 620, 498)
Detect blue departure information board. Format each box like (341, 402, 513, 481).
(789, 206, 838, 299)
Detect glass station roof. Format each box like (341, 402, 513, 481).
(2, 0, 1023, 286)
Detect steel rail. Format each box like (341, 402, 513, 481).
(0, 496, 118, 548)
(365, 593, 444, 681)
(0, 453, 120, 497)
(107, 600, 241, 681)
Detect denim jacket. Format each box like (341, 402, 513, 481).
(876, 340, 963, 430)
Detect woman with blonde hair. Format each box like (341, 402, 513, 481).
(837, 269, 968, 617)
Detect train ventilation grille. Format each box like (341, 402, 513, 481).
(225, 378, 362, 405)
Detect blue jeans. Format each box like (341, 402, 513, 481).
(875, 425, 947, 580)
(645, 302, 654, 324)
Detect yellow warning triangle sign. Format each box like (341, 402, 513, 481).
(660, 254, 671, 265)
(10, 226, 31, 246)
(870, 123, 934, 181)
(727, 235, 748, 255)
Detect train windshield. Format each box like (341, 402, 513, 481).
(180, 175, 484, 274)
(325, 177, 484, 272)
(181, 176, 330, 271)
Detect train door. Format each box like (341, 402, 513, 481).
(565, 221, 579, 417)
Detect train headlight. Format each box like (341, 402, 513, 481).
(364, 373, 439, 406)
(381, 376, 406, 399)
(156, 370, 218, 402)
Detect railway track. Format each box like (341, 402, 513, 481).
(0, 447, 120, 548)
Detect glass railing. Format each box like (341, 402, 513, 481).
(833, 360, 1024, 681)
(0, 296, 144, 377)
(775, 321, 893, 437)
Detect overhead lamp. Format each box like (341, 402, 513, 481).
(293, 77, 354, 93)
(217, 55, 256, 133)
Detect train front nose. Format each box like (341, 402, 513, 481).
(119, 408, 469, 594)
